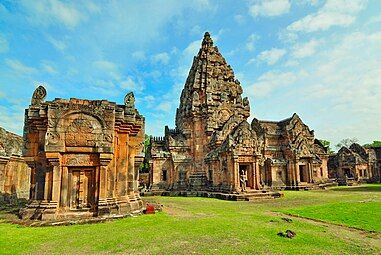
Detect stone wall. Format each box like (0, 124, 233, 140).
(0, 127, 31, 202)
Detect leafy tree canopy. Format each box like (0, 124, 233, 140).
(319, 139, 334, 154)
(363, 140, 381, 148)
(335, 138, 359, 150)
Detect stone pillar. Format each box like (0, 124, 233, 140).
(26, 162, 36, 200)
(233, 156, 239, 192)
(294, 161, 299, 187)
(99, 153, 112, 201)
(308, 162, 313, 183)
(255, 160, 261, 190)
(44, 168, 52, 201)
(60, 166, 69, 208)
(127, 145, 135, 195)
(47, 158, 61, 203)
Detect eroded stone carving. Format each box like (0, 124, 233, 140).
(21, 88, 145, 220)
(328, 143, 381, 184)
(148, 32, 331, 193)
(124, 92, 135, 108)
(31, 85, 47, 106)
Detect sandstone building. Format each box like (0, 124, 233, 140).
(148, 32, 329, 193)
(0, 126, 30, 202)
(21, 86, 145, 220)
(328, 143, 381, 184)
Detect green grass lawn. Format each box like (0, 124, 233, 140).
(0, 184, 380, 255)
(280, 184, 381, 232)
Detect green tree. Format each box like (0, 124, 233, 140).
(139, 134, 151, 173)
(363, 140, 381, 148)
(319, 139, 334, 154)
(335, 137, 359, 150)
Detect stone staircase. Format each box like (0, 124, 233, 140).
(188, 172, 208, 190)
(239, 189, 283, 201)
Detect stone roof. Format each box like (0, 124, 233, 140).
(175, 32, 250, 134)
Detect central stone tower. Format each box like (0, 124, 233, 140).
(149, 32, 329, 194)
(175, 32, 250, 173)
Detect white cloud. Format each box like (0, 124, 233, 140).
(247, 71, 298, 97)
(183, 40, 201, 58)
(0, 105, 25, 135)
(249, 0, 291, 17)
(170, 39, 202, 81)
(292, 39, 321, 58)
(41, 61, 58, 74)
(132, 51, 146, 61)
(234, 14, 245, 24)
(157, 102, 172, 113)
(20, 0, 82, 28)
(46, 36, 67, 51)
(257, 48, 286, 65)
(287, 0, 367, 33)
(5, 59, 37, 75)
(151, 52, 170, 65)
(120, 76, 143, 92)
(271, 30, 381, 145)
(190, 25, 202, 35)
(93, 60, 121, 80)
(295, 0, 320, 6)
(246, 34, 259, 52)
(0, 34, 9, 53)
(84, 1, 101, 14)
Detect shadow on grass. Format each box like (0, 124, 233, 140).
(330, 185, 381, 193)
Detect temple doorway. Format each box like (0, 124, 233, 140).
(239, 164, 254, 189)
(343, 168, 353, 178)
(299, 165, 308, 182)
(69, 168, 95, 210)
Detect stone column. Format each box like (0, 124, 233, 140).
(233, 156, 239, 192)
(60, 166, 68, 208)
(306, 162, 310, 182)
(99, 154, 112, 202)
(47, 158, 61, 203)
(44, 168, 52, 201)
(127, 145, 135, 195)
(255, 160, 261, 190)
(26, 162, 36, 200)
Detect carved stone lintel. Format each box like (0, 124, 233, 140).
(47, 158, 60, 167)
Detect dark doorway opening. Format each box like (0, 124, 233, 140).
(299, 165, 308, 182)
(162, 169, 167, 181)
(343, 168, 353, 178)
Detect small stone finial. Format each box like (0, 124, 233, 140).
(31, 85, 47, 106)
(124, 91, 135, 108)
(202, 31, 213, 47)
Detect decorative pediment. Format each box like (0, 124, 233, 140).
(31, 85, 47, 106)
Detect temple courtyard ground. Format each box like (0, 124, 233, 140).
(0, 185, 380, 255)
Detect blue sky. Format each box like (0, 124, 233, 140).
(0, 0, 380, 148)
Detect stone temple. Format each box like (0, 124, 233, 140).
(21, 86, 145, 220)
(148, 32, 330, 194)
(328, 143, 381, 185)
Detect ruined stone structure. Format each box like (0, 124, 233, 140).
(328, 143, 381, 184)
(0, 126, 31, 202)
(149, 32, 329, 193)
(21, 86, 145, 220)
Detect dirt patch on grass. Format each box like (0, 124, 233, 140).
(269, 211, 381, 252)
(162, 203, 211, 219)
